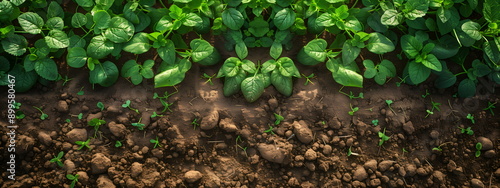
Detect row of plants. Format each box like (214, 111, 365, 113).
(0, 0, 499, 102)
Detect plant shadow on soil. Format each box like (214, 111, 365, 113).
(1, 35, 499, 187)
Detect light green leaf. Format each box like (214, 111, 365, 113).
(121, 60, 140, 77)
(67, 47, 87, 68)
(484, 0, 500, 23)
(75, 0, 94, 7)
(9, 0, 25, 6)
(46, 17, 64, 30)
(421, 54, 442, 71)
(123, 32, 151, 54)
(1, 34, 27, 56)
(47, 1, 64, 18)
(104, 17, 135, 43)
(87, 35, 114, 59)
(221, 57, 240, 77)
(235, 41, 248, 59)
(96, 0, 114, 10)
(379, 59, 396, 77)
(45, 30, 69, 49)
(274, 8, 295, 30)
(141, 60, 155, 79)
(401, 35, 422, 59)
(461, 21, 482, 40)
(381, 9, 401, 26)
(35, 58, 58, 80)
(271, 70, 293, 96)
(248, 17, 269, 37)
(241, 76, 265, 102)
(363, 60, 376, 78)
(367, 32, 395, 54)
(408, 61, 431, 84)
(183, 13, 202, 27)
(304, 39, 327, 62)
(436, 7, 460, 35)
(270, 42, 282, 59)
(262, 60, 277, 73)
(89, 61, 119, 87)
(330, 59, 363, 88)
(94, 10, 111, 29)
(223, 69, 246, 96)
(190, 39, 214, 62)
(18, 12, 44, 34)
(154, 64, 185, 87)
(342, 41, 360, 64)
(278, 57, 300, 77)
(316, 13, 335, 27)
(157, 39, 175, 63)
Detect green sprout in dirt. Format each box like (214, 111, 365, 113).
(122, 100, 139, 114)
(378, 128, 390, 146)
(96, 102, 105, 111)
(88, 118, 106, 138)
(475, 142, 482, 157)
(66, 173, 79, 188)
(77, 86, 84, 95)
(483, 102, 496, 115)
(339, 86, 364, 99)
(301, 73, 316, 85)
(372, 119, 379, 126)
(33, 106, 48, 120)
(150, 136, 162, 148)
(60, 75, 72, 86)
(395, 76, 408, 87)
(50, 151, 64, 167)
(65, 119, 71, 123)
(202, 73, 216, 85)
(153, 87, 178, 113)
(132, 118, 145, 130)
(264, 125, 275, 135)
(466, 114, 475, 124)
(402, 148, 409, 156)
(347, 146, 359, 156)
(78, 113, 83, 119)
(235, 135, 248, 157)
(425, 109, 434, 118)
(348, 104, 359, 116)
(115, 140, 123, 148)
(385, 100, 397, 115)
(75, 139, 91, 150)
(458, 127, 474, 135)
(274, 113, 284, 125)
(191, 118, 200, 130)
(151, 111, 164, 118)
(432, 142, 452, 152)
(421, 89, 430, 98)
(10, 101, 21, 109)
(15, 111, 25, 119)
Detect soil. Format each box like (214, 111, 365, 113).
(1, 34, 500, 188)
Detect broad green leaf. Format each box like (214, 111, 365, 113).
(405, 0, 429, 20)
(307, 14, 325, 34)
(18, 12, 44, 34)
(458, 78, 476, 97)
(316, 13, 335, 27)
(401, 35, 422, 59)
(45, 30, 69, 49)
(472, 60, 491, 77)
(368, 12, 388, 33)
(8, 64, 37, 92)
(0, 1, 13, 23)
(104, 17, 135, 43)
(9, 0, 25, 6)
(1, 34, 27, 56)
(374, 71, 387, 85)
(141, 60, 155, 79)
(435, 70, 456, 88)
(221, 57, 240, 77)
(484, 0, 500, 23)
(241, 59, 256, 73)
(381, 9, 401, 26)
(223, 69, 246, 96)
(304, 39, 327, 62)
(235, 41, 248, 59)
(96, 0, 114, 10)
(379, 59, 396, 77)
(271, 70, 293, 96)
(270, 42, 282, 59)
(194, 16, 210, 34)
(344, 16, 363, 31)
(408, 61, 431, 84)
(430, 35, 460, 59)
(155, 64, 185, 87)
(437, 7, 451, 23)
(342, 41, 360, 64)
(121, 60, 140, 77)
(123, 32, 151, 54)
(261, 60, 277, 73)
(177, 58, 192, 72)
(94, 10, 111, 29)
(46, 17, 64, 30)
(89, 61, 119, 87)
(168, 4, 183, 19)
(197, 49, 221, 66)
(47, 1, 64, 19)
(367, 32, 395, 54)
(249, 17, 269, 37)
(278, 57, 300, 77)
(297, 48, 322, 65)
(436, 7, 460, 35)
(328, 58, 363, 88)
(461, 21, 482, 40)
(67, 47, 87, 68)
(241, 76, 265, 102)
(483, 40, 500, 64)
(75, 0, 94, 7)
(421, 54, 442, 71)
(274, 8, 295, 30)
(363, 60, 376, 78)
(222, 8, 244, 30)
(190, 39, 214, 62)
(35, 58, 58, 80)
(156, 16, 173, 32)
(183, 13, 202, 27)
(157, 39, 175, 63)
(87, 35, 114, 59)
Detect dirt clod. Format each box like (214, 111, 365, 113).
(484, 150, 496, 158)
(201, 109, 219, 130)
(403, 121, 415, 134)
(64, 160, 76, 173)
(470, 178, 484, 188)
(108, 121, 127, 137)
(91, 153, 111, 174)
(292, 120, 313, 144)
(184, 170, 203, 183)
(131, 162, 143, 178)
(323, 145, 332, 155)
(353, 166, 368, 181)
(378, 160, 395, 172)
(66, 129, 87, 143)
(364, 159, 378, 172)
(86, 112, 103, 122)
(477, 137, 493, 150)
(430, 130, 439, 139)
(77, 171, 89, 184)
(37, 132, 52, 146)
(219, 118, 238, 132)
(258, 143, 287, 164)
(57, 100, 69, 112)
(268, 98, 278, 109)
(97, 175, 115, 188)
(304, 149, 317, 160)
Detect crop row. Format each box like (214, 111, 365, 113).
(0, 0, 499, 102)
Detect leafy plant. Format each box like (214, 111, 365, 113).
(302, 73, 315, 85)
(458, 127, 474, 135)
(475, 142, 482, 157)
(466, 113, 475, 124)
(88, 118, 106, 138)
(191, 118, 200, 130)
(115, 140, 123, 148)
(385, 100, 396, 115)
(151, 111, 163, 118)
(49, 151, 64, 167)
(372, 119, 379, 126)
(122, 100, 139, 114)
(264, 126, 275, 135)
(75, 139, 91, 150)
(78, 113, 83, 120)
(121, 60, 154, 85)
(378, 128, 390, 146)
(274, 113, 284, 125)
(202, 73, 216, 85)
(425, 100, 441, 118)
(33, 106, 48, 120)
(66, 173, 79, 188)
(363, 59, 396, 85)
(348, 104, 359, 116)
(77, 87, 84, 95)
(483, 102, 496, 115)
(65, 119, 71, 123)
(96, 102, 105, 111)
(131, 118, 145, 130)
(150, 136, 162, 149)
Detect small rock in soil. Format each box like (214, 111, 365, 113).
(430, 130, 439, 139)
(257, 143, 287, 164)
(477, 137, 493, 150)
(268, 98, 278, 109)
(370, 178, 381, 187)
(353, 166, 368, 181)
(219, 118, 238, 132)
(405, 164, 417, 177)
(37, 132, 52, 146)
(495, 168, 500, 177)
(91, 153, 111, 174)
(184, 170, 203, 183)
(364, 159, 378, 173)
(447, 160, 457, 172)
(108, 121, 127, 138)
(292, 120, 313, 144)
(66, 129, 87, 143)
(131, 162, 143, 178)
(107, 105, 121, 113)
(470, 178, 484, 188)
(378, 160, 395, 172)
(201, 109, 219, 130)
(432, 170, 445, 183)
(288, 177, 300, 186)
(57, 100, 69, 112)
(484, 150, 496, 158)
(64, 160, 76, 173)
(151, 148, 163, 158)
(403, 121, 415, 134)
(305, 162, 315, 171)
(77, 171, 89, 184)
(304, 149, 317, 161)
(86, 112, 103, 122)
(141, 113, 151, 128)
(97, 175, 115, 188)
(329, 118, 341, 129)
(323, 145, 332, 155)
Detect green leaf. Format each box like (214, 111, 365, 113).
(1, 34, 27, 56)
(344, 16, 363, 31)
(222, 8, 244, 30)
(45, 30, 69, 49)
(484, 0, 500, 23)
(271, 70, 293, 96)
(183, 13, 202, 27)
(401, 35, 422, 59)
(436, 7, 460, 35)
(87, 35, 114, 59)
(9, 0, 25, 6)
(69, 35, 86, 49)
(8, 64, 37, 92)
(75, 0, 94, 7)
(177, 58, 192, 72)
(47, 1, 64, 18)
(104, 17, 135, 43)
(363, 60, 376, 78)
(156, 16, 173, 32)
(235, 41, 248, 59)
(223, 69, 246, 96)
(89, 61, 119, 87)
(458, 78, 476, 97)
(274, 8, 295, 30)
(141, 60, 155, 79)
(316, 13, 335, 27)
(434, 70, 456, 88)
(220, 57, 241, 77)
(248, 17, 269, 37)
(421, 54, 442, 71)
(430, 35, 460, 59)
(154, 64, 185, 87)
(261, 60, 277, 73)
(241, 76, 265, 102)
(270, 42, 282, 59)
(96, 0, 114, 10)
(327, 58, 363, 87)
(381, 9, 401, 26)
(461, 21, 482, 40)
(67, 47, 87, 68)
(367, 32, 395, 54)
(304, 39, 327, 62)
(278, 57, 300, 77)
(342, 41, 360, 64)
(93, 10, 111, 29)
(190, 39, 214, 62)
(408, 61, 431, 84)
(405, 0, 429, 20)
(197, 49, 221, 66)
(123, 32, 151, 54)
(379, 59, 396, 77)
(121, 60, 140, 77)
(157, 39, 175, 63)
(46, 17, 64, 30)
(35, 58, 58, 80)
(18, 12, 44, 34)
(241, 59, 256, 74)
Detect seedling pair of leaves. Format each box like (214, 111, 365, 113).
(363, 59, 397, 85)
(191, 118, 200, 130)
(132, 118, 145, 130)
(76, 139, 91, 150)
(425, 100, 441, 118)
(378, 128, 390, 146)
(50, 151, 64, 167)
(400, 33, 443, 85)
(264, 126, 275, 135)
(153, 89, 178, 113)
(458, 126, 474, 135)
(466, 113, 475, 124)
(150, 136, 162, 148)
(122, 100, 139, 114)
(67, 173, 79, 188)
(348, 104, 359, 116)
(475, 142, 482, 157)
(33, 106, 48, 120)
(121, 60, 154, 85)
(483, 102, 496, 115)
(88, 118, 106, 138)
(338, 86, 364, 99)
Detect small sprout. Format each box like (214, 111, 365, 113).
(115, 140, 123, 147)
(153, 88, 178, 113)
(66, 174, 79, 188)
(97, 102, 105, 111)
(385, 100, 396, 115)
(274, 113, 284, 125)
(131, 118, 145, 130)
(202, 73, 216, 85)
(432, 146, 443, 151)
(78, 113, 83, 120)
(191, 118, 200, 130)
(321, 121, 326, 125)
(348, 104, 359, 116)
(483, 102, 496, 115)
(378, 128, 390, 146)
(75, 139, 91, 150)
(60, 75, 72, 86)
(50, 151, 64, 167)
(77, 86, 84, 95)
(151, 111, 164, 118)
(402, 148, 408, 153)
(264, 126, 275, 134)
(150, 136, 162, 148)
(458, 126, 474, 135)
(33, 106, 48, 120)
(372, 119, 379, 126)
(65, 119, 71, 123)
(347, 146, 359, 156)
(422, 89, 430, 98)
(339, 86, 363, 99)
(425, 109, 434, 118)
(10, 101, 21, 109)
(475, 142, 482, 157)
(395, 76, 407, 87)
(122, 100, 140, 114)
(431, 101, 441, 112)
(301, 73, 316, 85)
(466, 114, 475, 124)
(88, 118, 106, 138)
(15, 110, 25, 119)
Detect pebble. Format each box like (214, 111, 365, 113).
(403, 121, 415, 134)
(38, 132, 52, 146)
(495, 168, 500, 177)
(430, 130, 439, 139)
(219, 118, 238, 132)
(470, 178, 484, 188)
(304, 149, 317, 161)
(364, 159, 378, 172)
(64, 160, 76, 173)
(130, 162, 143, 178)
(91, 153, 111, 174)
(97, 175, 115, 188)
(108, 121, 127, 137)
(86, 112, 103, 122)
(77, 171, 89, 184)
(57, 100, 69, 112)
(378, 160, 394, 172)
(201, 109, 219, 130)
(323, 145, 332, 155)
(477, 137, 493, 150)
(484, 150, 496, 158)
(268, 98, 278, 109)
(292, 120, 313, 144)
(66, 129, 87, 143)
(184, 170, 203, 183)
(353, 166, 368, 181)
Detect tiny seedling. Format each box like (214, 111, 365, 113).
(483, 102, 496, 115)
(78, 113, 83, 119)
(202, 73, 216, 85)
(425, 109, 434, 118)
(466, 114, 475, 124)
(301, 73, 316, 85)
(151, 111, 164, 118)
(347, 146, 359, 156)
(339, 86, 363, 99)
(66, 174, 79, 188)
(65, 119, 71, 123)
(131, 118, 145, 130)
(348, 104, 359, 116)
(385, 100, 396, 115)
(75, 139, 91, 150)
(475, 142, 482, 157)
(88, 118, 106, 138)
(122, 100, 139, 114)
(96, 102, 105, 111)
(458, 126, 474, 135)
(395, 76, 407, 87)
(432, 146, 443, 151)
(431, 101, 441, 112)
(33, 106, 48, 120)
(115, 140, 123, 147)
(378, 128, 390, 146)
(60, 75, 72, 86)
(402, 148, 408, 154)
(235, 135, 248, 157)
(50, 151, 64, 167)
(15, 110, 25, 119)
(77, 86, 84, 95)
(264, 125, 275, 134)
(10, 101, 21, 109)
(372, 119, 379, 126)
(153, 88, 178, 113)
(150, 136, 162, 148)
(274, 113, 284, 125)
(421, 89, 430, 98)
(191, 118, 200, 130)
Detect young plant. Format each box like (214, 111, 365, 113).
(264, 125, 275, 135)
(150, 136, 162, 148)
(202, 73, 216, 85)
(347, 146, 359, 156)
(122, 100, 139, 114)
(339, 86, 364, 99)
(483, 102, 496, 115)
(475, 142, 482, 157)
(78, 113, 83, 120)
(372, 119, 379, 126)
(96, 102, 105, 111)
(378, 128, 390, 146)
(422, 89, 430, 98)
(88, 118, 106, 138)
(121, 60, 154, 85)
(458, 127, 474, 135)
(150, 111, 163, 118)
(191, 118, 200, 130)
(466, 114, 475, 124)
(153, 89, 178, 113)
(131, 118, 145, 130)
(425, 109, 434, 118)
(15, 111, 25, 120)
(66, 174, 79, 188)
(49, 151, 64, 167)
(301, 73, 315, 85)
(60, 76, 72, 86)
(385, 100, 396, 115)
(348, 104, 359, 116)
(75, 139, 91, 150)
(363, 59, 397, 85)
(33, 106, 48, 120)
(274, 113, 284, 125)
(77, 86, 84, 95)
(115, 140, 123, 148)
(65, 119, 71, 123)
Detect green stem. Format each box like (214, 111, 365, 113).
(159, 0, 167, 9)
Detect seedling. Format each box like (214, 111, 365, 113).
(75, 139, 91, 150)
(372, 119, 379, 126)
(402, 148, 408, 155)
(235, 136, 248, 157)
(77, 86, 84, 95)
(466, 114, 475, 124)
(153, 88, 178, 113)
(378, 128, 390, 146)
(10, 101, 21, 109)
(191, 118, 200, 130)
(78, 113, 83, 120)
(115, 140, 123, 147)
(301, 73, 316, 85)
(483, 102, 496, 115)
(432, 142, 452, 152)
(458, 127, 474, 135)
(348, 104, 359, 116)
(88, 118, 106, 138)
(131, 118, 145, 130)
(65, 119, 71, 123)
(421, 89, 430, 98)
(347, 146, 359, 156)
(15, 111, 25, 119)
(431, 101, 441, 112)
(96, 102, 105, 111)
(50, 151, 64, 167)
(274, 113, 284, 125)
(385, 100, 397, 115)
(33, 106, 48, 120)
(150, 136, 162, 148)
(264, 125, 275, 135)
(202, 73, 216, 85)
(60, 75, 72, 86)
(122, 100, 139, 114)
(150, 111, 164, 118)
(475, 142, 482, 157)
(66, 173, 79, 188)
(339, 86, 364, 99)
(395, 76, 408, 87)
(425, 109, 434, 118)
